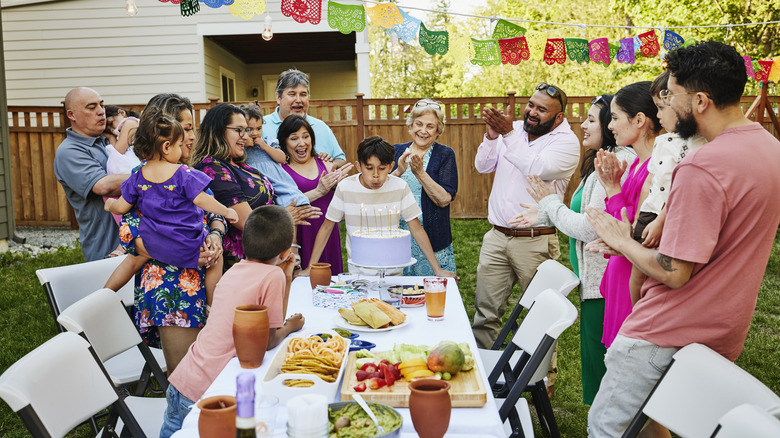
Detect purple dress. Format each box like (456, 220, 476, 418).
(120, 164, 211, 268)
(600, 157, 650, 347)
(282, 158, 344, 274)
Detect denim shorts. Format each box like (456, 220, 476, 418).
(159, 384, 195, 438)
(587, 335, 677, 437)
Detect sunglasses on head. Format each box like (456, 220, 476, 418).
(591, 95, 608, 107)
(536, 82, 566, 110)
(415, 100, 441, 110)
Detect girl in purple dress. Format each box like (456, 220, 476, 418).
(592, 81, 661, 348)
(104, 110, 238, 305)
(278, 115, 353, 273)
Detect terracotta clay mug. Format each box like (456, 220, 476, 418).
(408, 379, 452, 438)
(309, 262, 332, 289)
(197, 395, 236, 437)
(233, 304, 270, 369)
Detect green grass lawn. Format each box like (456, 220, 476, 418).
(1, 221, 779, 437)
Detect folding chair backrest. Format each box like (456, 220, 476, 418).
(0, 332, 120, 437)
(57, 288, 143, 362)
(511, 288, 578, 384)
(641, 343, 780, 437)
(711, 404, 780, 438)
(36, 256, 134, 331)
(518, 259, 580, 309)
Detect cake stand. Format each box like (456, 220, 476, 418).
(347, 257, 417, 290)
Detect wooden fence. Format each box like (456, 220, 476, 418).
(7, 94, 779, 227)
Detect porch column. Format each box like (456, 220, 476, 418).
(355, 29, 371, 98)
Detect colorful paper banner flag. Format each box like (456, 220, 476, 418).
(609, 41, 619, 60)
(180, 0, 199, 15)
(663, 30, 684, 52)
(743, 56, 756, 79)
(418, 22, 448, 56)
(565, 38, 589, 64)
(159, 0, 182, 4)
(492, 19, 526, 40)
(633, 35, 642, 54)
(769, 57, 780, 83)
(683, 37, 697, 47)
(543, 38, 567, 65)
(638, 30, 660, 57)
(366, 3, 403, 29)
(525, 31, 547, 62)
(201, 0, 233, 7)
(385, 8, 420, 43)
(327, 0, 366, 34)
(450, 33, 475, 64)
(471, 39, 501, 66)
(617, 37, 635, 64)
(498, 37, 530, 65)
(281, 0, 322, 24)
(229, 0, 265, 20)
(755, 60, 773, 83)
(589, 38, 611, 65)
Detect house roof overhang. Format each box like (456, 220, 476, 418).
(208, 31, 357, 64)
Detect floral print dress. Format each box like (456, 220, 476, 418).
(195, 157, 275, 270)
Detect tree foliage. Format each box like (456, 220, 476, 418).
(368, 0, 778, 98)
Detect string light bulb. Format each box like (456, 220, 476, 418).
(262, 15, 273, 41)
(391, 32, 400, 53)
(125, 0, 138, 16)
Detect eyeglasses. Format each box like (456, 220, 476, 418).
(226, 126, 251, 137)
(659, 89, 710, 105)
(536, 82, 567, 110)
(414, 100, 441, 110)
(591, 95, 608, 107)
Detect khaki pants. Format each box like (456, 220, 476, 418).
(471, 228, 560, 385)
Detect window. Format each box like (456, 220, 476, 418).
(220, 67, 236, 102)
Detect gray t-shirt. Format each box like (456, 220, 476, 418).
(53, 128, 119, 261)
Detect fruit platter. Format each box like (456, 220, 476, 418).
(339, 341, 487, 407)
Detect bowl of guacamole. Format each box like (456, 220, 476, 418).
(327, 401, 402, 437)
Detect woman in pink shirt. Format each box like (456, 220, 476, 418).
(593, 81, 661, 348)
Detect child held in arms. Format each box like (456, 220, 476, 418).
(302, 135, 456, 278)
(160, 205, 305, 438)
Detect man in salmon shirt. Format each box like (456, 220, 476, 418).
(584, 41, 780, 437)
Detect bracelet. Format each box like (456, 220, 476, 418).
(291, 243, 301, 249)
(209, 230, 224, 241)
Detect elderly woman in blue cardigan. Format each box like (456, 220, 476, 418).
(391, 98, 458, 276)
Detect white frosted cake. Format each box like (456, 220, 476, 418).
(351, 228, 412, 267)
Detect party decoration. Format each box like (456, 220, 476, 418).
(616, 37, 636, 64)
(633, 35, 642, 54)
(638, 30, 660, 57)
(769, 57, 780, 83)
(498, 37, 530, 65)
(180, 0, 199, 16)
(281, 0, 322, 24)
(525, 31, 547, 62)
(450, 32, 475, 64)
(589, 38, 611, 65)
(385, 7, 420, 42)
(609, 41, 619, 60)
(159, 0, 182, 4)
(471, 39, 501, 66)
(201, 0, 233, 6)
(565, 38, 589, 64)
(327, 0, 365, 34)
(492, 19, 526, 40)
(743, 56, 756, 79)
(755, 60, 773, 83)
(418, 22, 448, 56)
(663, 30, 684, 52)
(228, 0, 265, 20)
(366, 3, 403, 29)
(543, 38, 567, 65)
(683, 37, 697, 47)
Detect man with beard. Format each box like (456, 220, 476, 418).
(584, 41, 780, 437)
(54, 87, 128, 261)
(472, 82, 580, 362)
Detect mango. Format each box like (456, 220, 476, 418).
(400, 365, 429, 376)
(398, 358, 427, 370)
(405, 369, 435, 380)
(427, 343, 465, 375)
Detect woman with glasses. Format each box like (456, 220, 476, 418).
(390, 98, 458, 276)
(510, 94, 637, 404)
(191, 103, 278, 271)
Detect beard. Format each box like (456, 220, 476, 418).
(675, 107, 698, 139)
(523, 112, 557, 137)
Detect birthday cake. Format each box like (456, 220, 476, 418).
(351, 228, 412, 267)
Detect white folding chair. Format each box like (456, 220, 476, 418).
(623, 343, 780, 438)
(36, 255, 135, 332)
(492, 288, 578, 438)
(57, 288, 168, 397)
(710, 404, 780, 438)
(0, 332, 147, 438)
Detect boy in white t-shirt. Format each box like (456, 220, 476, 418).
(628, 71, 706, 302)
(303, 136, 455, 278)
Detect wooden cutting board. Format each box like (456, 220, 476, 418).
(339, 351, 487, 407)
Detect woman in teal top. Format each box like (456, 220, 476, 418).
(510, 95, 636, 404)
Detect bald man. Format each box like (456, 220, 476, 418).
(54, 87, 128, 261)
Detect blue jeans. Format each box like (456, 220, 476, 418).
(159, 384, 195, 438)
(587, 335, 677, 437)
